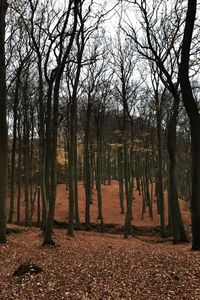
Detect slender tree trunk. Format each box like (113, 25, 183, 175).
(37, 186, 41, 227)
(74, 117, 80, 229)
(29, 109, 34, 224)
(23, 130, 30, 226)
(102, 151, 107, 185)
(136, 154, 141, 195)
(96, 136, 103, 232)
(44, 82, 53, 230)
(8, 72, 21, 223)
(67, 27, 83, 236)
(43, 77, 60, 245)
(64, 134, 69, 191)
(23, 77, 30, 226)
(123, 143, 132, 237)
(141, 180, 145, 219)
(156, 106, 165, 237)
(0, 0, 8, 243)
(67, 107, 75, 236)
(141, 158, 146, 219)
(90, 142, 95, 191)
(179, 0, 199, 249)
(38, 70, 47, 231)
(190, 122, 200, 249)
(145, 152, 153, 219)
(84, 101, 92, 230)
(150, 177, 154, 217)
(167, 170, 172, 235)
(43, 0, 78, 243)
(68, 85, 79, 237)
(107, 146, 111, 185)
(17, 120, 22, 225)
(117, 148, 124, 214)
(167, 101, 188, 243)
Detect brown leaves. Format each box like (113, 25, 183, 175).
(1, 179, 195, 299)
(0, 229, 199, 299)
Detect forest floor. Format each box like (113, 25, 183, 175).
(54, 180, 191, 227)
(54, 181, 191, 235)
(0, 228, 200, 300)
(1, 181, 196, 300)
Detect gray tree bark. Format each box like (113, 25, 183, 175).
(0, 0, 8, 243)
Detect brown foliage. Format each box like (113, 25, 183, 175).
(0, 229, 199, 299)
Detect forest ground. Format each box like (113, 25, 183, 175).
(54, 180, 191, 229)
(1, 181, 198, 300)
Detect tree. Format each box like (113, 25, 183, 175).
(80, 36, 110, 230)
(147, 66, 165, 226)
(92, 89, 110, 232)
(0, 0, 8, 243)
(26, 0, 48, 230)
(66, 1, 116, 235)
(7, 30, 31, 224)
(124, 0, 188, 241)
(43, 0, 79, 244)
(179, 0, 200, 250)
(111, 32, 140, 237)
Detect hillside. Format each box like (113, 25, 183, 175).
(12, 181, 191, 232)
(1, 181, 196, 300)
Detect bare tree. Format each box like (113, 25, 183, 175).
(43, 0, 79, 245)
(111, 32, 140, 237)
(80, 35, 110, 231)
(123, 0, 188, 241)
(7, 19, 31, 223)
(65, 1, 117, 236)
(0, 0, 8, 243)
(179, 0, 200, 250)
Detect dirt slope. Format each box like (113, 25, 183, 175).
(55, 181, 191, 228)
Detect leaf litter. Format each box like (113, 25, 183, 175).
(0, 228, 199, 300)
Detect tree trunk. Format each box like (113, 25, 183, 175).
(37, 186, 41, 227)
(84, 101, 92, 231)
(117, 148, 124, 214)
(17, 119, 22, 225)
(8, 71, 21, 223)
(67, 109, 75, 236)
(43, 76, 60, 245)
(156, 104, 165, 237)
(29, 109, 35, 224)
(67, 31, 83, 236)
(0, 0, 8, 243)
(23, 76, 30, 227)
(74, 136, 80, 229)
(107, 146, 111, 185)
(179, 0, 200, 249)
(167, 102, 188, 243)
(123, 143, 132, 237)
(44, 81, 53, 230)
(145, 152, 153, 219)
(64, 134, 69, 191)
(38, 71, 47, 231)
(190, 122, 200, 249)
(23, 128, 30, 226)
(96, 137, 104, 232)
